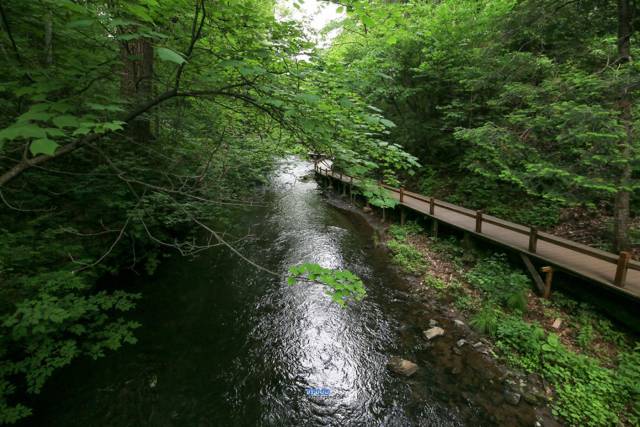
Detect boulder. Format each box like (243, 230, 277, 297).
(387, 356, 418, 377)
(456, 339, 467, 347)
(504, 389, 522, 406)
(454, 319, 465, 327)
(423, 326, 445, 340)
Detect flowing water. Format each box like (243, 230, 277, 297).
(29, 158, 540, 426)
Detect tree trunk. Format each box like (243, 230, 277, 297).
(44, 10, 53, 66)
(613, 0, 633, 252)
(120, 37, 154, 142)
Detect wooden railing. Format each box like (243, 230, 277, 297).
(315, 165, 639, 289)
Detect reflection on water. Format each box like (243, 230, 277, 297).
(29, 158, 462, 426)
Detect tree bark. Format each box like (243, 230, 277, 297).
(44, 10, 53, 66)
(120, 37, 154, 142)
(613, 0, 633, 252)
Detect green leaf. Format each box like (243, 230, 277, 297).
(125, 4, 153, 22)
(30, 139, 59, 156)
(0, 124, 47, 141)
(156, 47, 186, 64)
(17, 111, 52, 123)
(52, 115, 80, 128)
(297, 93, 321, 104)
(66, 19, 95, 29)
(87, 103, 124, 112)
(379, 118, 396, 128)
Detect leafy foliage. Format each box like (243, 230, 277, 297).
(287, 263, 367, 307)
(465, 254, 530, 311)
(0, 0, 418, 422)
(324, 0, 640, 248)
(385, 223, 430, 274)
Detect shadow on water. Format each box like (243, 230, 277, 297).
(29, 158, 522, 426)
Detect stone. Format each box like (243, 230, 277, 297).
(429, 319, 438, 327)
(451, 366, 462, 375)
(387, 356, 418, 377)
(552, 318, 562, 329)
(362, 206, 372, 213)
(472, 341, 483, 348)
(452, 347, 462, 356)
(504, 389, 521, 406)
(423, 326, 445, 340)
(523, 386, 547, 405)
(454, 319, 465, 327)
(456, 339, 467, 347)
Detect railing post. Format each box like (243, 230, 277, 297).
(541, 266, 554, 298)
(614, 251, 631, 287)
(429, 197, 435, 215)
(400, 187, 404, 203)
(475, 210, 483, 233)
(529, 227, 538, 253)
(339, 172, 343, 180)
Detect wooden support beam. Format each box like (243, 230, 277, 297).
(400, 207, 406, 225)
(519, 253, 545, 295)
(614, 251, 631, 287)
(475, 210, 483, 233)
(432, 218, 438, 239)
(382, 207, 386, 222)
(529, 227, 538, 253)
(541, 266, 554, 298)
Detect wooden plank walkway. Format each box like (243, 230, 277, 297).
(315, 164, 640, 301)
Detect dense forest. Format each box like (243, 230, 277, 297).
(1, 0, 639, 425)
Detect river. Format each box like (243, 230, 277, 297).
(29, 158, 540, 426)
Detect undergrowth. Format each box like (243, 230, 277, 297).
(386, 224, 429, 274)
(386, 223, 640, 426)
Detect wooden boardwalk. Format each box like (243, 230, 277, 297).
(315, 164, 640, 301)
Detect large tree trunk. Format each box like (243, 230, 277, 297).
(613, 0, 633, 252)
(120, 37, 154, 142)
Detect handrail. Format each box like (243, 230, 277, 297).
(314, 166, 640, 282)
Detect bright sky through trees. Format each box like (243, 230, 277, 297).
(277, 0, 344, 47)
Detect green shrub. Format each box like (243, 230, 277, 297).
(470, 306, 500, 335)
(476, 307, 638, 427)
(465, 254, 530, 311)
(424, 275, 446, 290)
(387, 222, 423, 241)
(387, 239, 428, 274)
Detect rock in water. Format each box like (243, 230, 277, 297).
(423, 326, 445, 340)
(504, 389, 522, 406)
(387, 356, 418, 377)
